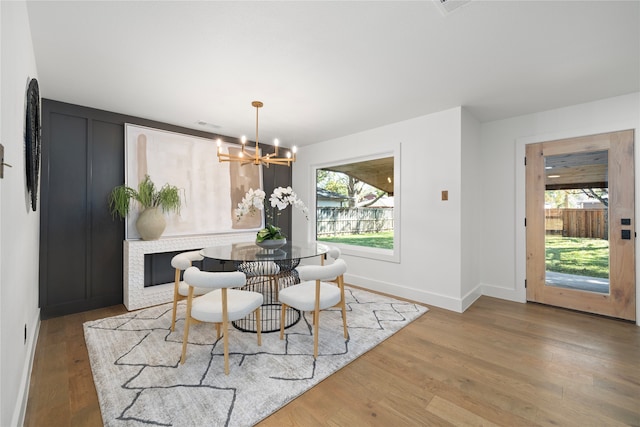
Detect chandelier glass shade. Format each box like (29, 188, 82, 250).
(216, 101, 296, 167)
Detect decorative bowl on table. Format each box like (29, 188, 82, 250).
(255, 238, 287, 252)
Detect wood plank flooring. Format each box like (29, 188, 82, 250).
(24, 295, 640, 426)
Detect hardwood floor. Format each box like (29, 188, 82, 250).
(25, 296, 640, 426)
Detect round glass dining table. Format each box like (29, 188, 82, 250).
(200, 241, 329, 332)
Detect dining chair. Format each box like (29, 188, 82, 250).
(278, 258, 348, 359)
(180, 266, 263, 374)
(238, 260, 281, 295)
(323, 246, 341, 264)
(170, 250, 207, 332)
(295, 245, 341, 288)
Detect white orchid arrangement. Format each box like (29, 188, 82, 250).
(236, 186, 309, 241)
(235, 188, 266, 221)
(269, 186, 309, 219)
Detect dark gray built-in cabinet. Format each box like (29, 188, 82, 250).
(39, 99, 291, 319)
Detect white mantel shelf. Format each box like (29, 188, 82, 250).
(124, 233, 255, 310)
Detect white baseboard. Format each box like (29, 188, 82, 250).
(461, 284, 483, 312)
(12, 308, 41, 427)
(344, 273, 524, 314)
(481, 282, 526, 303)
(344, 272, 467, 313)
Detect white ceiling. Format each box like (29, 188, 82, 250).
(26, 1, 640, 148)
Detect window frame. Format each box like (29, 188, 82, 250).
(310, 145, 401, 263)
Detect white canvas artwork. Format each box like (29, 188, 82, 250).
(125, 124, 263, 239)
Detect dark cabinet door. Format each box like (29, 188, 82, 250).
(39, 101, 125, 318)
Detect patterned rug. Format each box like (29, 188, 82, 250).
(84, 286, 428, 426)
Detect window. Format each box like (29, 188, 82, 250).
(314, 151, 400, 263)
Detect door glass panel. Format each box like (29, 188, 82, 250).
(544, 150, 610, 294)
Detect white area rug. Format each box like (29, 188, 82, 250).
(84, 286, 428, 426)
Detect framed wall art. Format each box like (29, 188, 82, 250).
(124, 124, 263, 239)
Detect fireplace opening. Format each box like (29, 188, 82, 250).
(143, 250, 236, 287)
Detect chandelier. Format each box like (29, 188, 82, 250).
(216, 101, 297, 167)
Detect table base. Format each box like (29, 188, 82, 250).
(232, 268, 301, 333)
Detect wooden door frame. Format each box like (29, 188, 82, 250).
(514, 127, 639, 326)
(525, 130, 635, 320)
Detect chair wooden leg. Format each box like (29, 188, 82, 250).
(256, 307, 262, 346)
(279, 303, 287, 340)
(313, 308, 319, 359)
(340, 305, 348, 338)
(222, 318, 229, 375)
(222, 288, 230, 375)
(171, 269, 181, 331)
(314, 280, 321, 359)
(180, 315, 191, 364)
(215, 323, 221, 339)
(272, 275, 279, 300)
(339, 276, 348, 338)
(180, 287, 195, 364)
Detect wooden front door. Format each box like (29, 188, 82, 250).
(526, 130, 635, 320)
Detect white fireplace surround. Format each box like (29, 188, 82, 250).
(124, 233, 255, 310)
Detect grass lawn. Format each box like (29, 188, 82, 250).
(318, 231, 393, 249)
(319, 233, 608, 278)
(545, 235, 609, 278)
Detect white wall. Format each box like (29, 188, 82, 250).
(294, 92, 640, 324)
(293, 107, 471, 311)
(479, 92, 640, 324)
(0, 0, 3, 420)
(461, 108, 482, 309)
(0, 1, 41, 425)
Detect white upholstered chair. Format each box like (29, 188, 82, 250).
(238, 260, 281, 297)
(323, 246, 342, 264)
(238, 261, 280, 276)
(180, 266, 263, 374)
(170, 250, 207, 331)
(295, 246, 341, 277)
(278, 258, 348, 359)
(294, 246, 342, 295)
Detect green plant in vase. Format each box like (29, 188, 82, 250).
(256, 224, 286, 243)
(108, 175, 181, 240)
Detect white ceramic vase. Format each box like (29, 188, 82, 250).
(136, 207, 166, 240)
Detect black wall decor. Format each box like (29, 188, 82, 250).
(25, 78, 41, 211)
(39, 99, 292, 319)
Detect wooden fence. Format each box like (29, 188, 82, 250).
(545, 208, 607, 239)
(317, 207, 394, 236)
